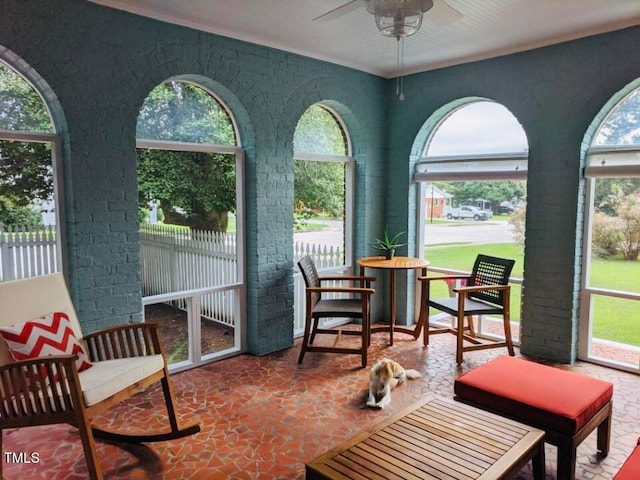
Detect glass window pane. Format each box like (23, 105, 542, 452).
(594, 89, 640, 146)
(589, 295, 640, 367)
(136, 81, 236, 145)
(201, 291, 236, 356)
(138, 150, 238, 296)
(588, 178, 640, 294)
(145, 302, 189, 364)
(293, 159, 346, 267)
(0, 62, 53, 132)
(294, 105, 347, 156)
(426, 102, 527, 157)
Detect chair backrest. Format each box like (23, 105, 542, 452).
(298, 256, 321, 307)
(0, 273, 83, 367)
(468, 254, 515, 306)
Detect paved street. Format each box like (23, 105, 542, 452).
(293, 219, 515, 249)
(424, 219, 515, 246)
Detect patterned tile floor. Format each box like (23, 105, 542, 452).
(3, 330, 640, 479)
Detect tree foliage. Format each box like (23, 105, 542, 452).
(435, 180, 527, 212)
(136, 81, 237, 232)
(293, 105, 347, 217)
(0, 62, 53, 225)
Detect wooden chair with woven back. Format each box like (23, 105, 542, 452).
(297, 256, 375, 368)
(417, 254, 516, 364)
(0, 273, 200, 480)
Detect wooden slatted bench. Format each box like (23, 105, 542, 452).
(306, 396, 545, 480)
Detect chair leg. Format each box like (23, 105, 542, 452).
(465, 315, 476, 337)
(419, 302, 429, 347)
(309, 318, 320, 344)
(556, 442, 577, 480)
(77, 413, 103, 480)
(298, 312, 313, 364)
(597, 410, 612, 456)
(456, 313, 464, 365)
(503, 313, 515, 356)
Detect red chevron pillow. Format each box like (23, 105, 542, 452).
(0, 311, 93, 372)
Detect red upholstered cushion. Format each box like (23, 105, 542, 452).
(454, 356, 613, 435)
(0, 312, 92, 372)
(614, 439, 640, 480)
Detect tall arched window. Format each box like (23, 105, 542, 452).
(0, 59, 62, 281)
(580, 86, 640, 372)
(136, 80, 245, 370)
(415, 100, 528, 343)
(292, 104, 354, 336)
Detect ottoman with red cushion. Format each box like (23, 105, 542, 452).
(454, 356, 613, 480)
(614, 438, 640, 479)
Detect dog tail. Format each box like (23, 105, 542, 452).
(404, 369, 422, 379)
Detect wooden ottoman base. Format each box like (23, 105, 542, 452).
(454, 356, 614, 480)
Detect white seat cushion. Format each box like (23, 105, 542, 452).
(79, 355, 164, 406)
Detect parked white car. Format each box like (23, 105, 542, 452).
(443, 205, 488, 221)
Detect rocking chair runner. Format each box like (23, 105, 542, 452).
(418, 254, 516, 364)
(0, 273, 200, 480)
(297, 256, 375, 367)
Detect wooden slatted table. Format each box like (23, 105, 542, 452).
(306, 396, 545, 480)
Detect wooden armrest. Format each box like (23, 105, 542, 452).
(454, 284, 510, 294)
(418, 274, 470, 282)
(307, 287, 375, 295)
(0, 355, 83, 419)
(84, 323, 164, 362)
(319, 275, 376, 282)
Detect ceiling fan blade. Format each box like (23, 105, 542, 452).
(313, 0, 361, 22)
(427, 0, 463, 26)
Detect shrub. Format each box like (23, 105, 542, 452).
(509, 207, 526, 246)
(616, 195, 640, 261)
(592, 212, 622, 258)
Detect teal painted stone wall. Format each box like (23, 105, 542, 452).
(385, 26, 640, 362)
(2, 0, 639, 362)
(0, 0, 386, 355)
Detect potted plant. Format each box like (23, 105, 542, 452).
(369, 227, 407, 260)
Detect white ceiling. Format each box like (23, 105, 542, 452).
(90, 0, 640, 78)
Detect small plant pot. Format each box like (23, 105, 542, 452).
(385, 249, 395, 260)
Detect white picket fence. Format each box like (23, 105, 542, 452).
(0, 225, 58, 281)
(0, 223, 346, 334)
(293, 240, 348, 336)
(139, 224, 237, 326)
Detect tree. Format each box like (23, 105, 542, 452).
(136, 82, 237, 232)
(594, 89, 640, 146)
(0, 63, 54, 224)
(615, 193, 640, 261)
(436, 180, 526, 212)
(137, 149, 235, 231)
(293, 105, 346, 217)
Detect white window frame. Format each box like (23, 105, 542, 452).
(135, 81, 246, 371)
(0, 129, 65, 280)
(292, 105, 354, 336)
(415, 104, 528, 343)
(579, 145, 640, 373)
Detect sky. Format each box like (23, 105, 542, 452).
(426, 101, 529, 156)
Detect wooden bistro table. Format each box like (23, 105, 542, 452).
(306, 396, 546, 480)
(357, 256, 429, 346)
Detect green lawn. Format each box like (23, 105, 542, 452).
(425, 243, 640, 345)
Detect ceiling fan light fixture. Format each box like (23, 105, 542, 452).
(364, 0, 434, 38)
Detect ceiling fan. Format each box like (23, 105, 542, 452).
(313, 0, 463, 30)
(314, 1, 463, 100)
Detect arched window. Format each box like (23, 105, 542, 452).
(292, 104, 354, 336)
(136, 80, 245, 370)
(415, 100, 528, 344)
(580, 86, 640, 372)
(0, 59, 62, 281)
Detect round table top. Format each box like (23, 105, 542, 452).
(357, 256, 429, 270)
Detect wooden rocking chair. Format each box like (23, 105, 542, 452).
(0, 273, 200, 480)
